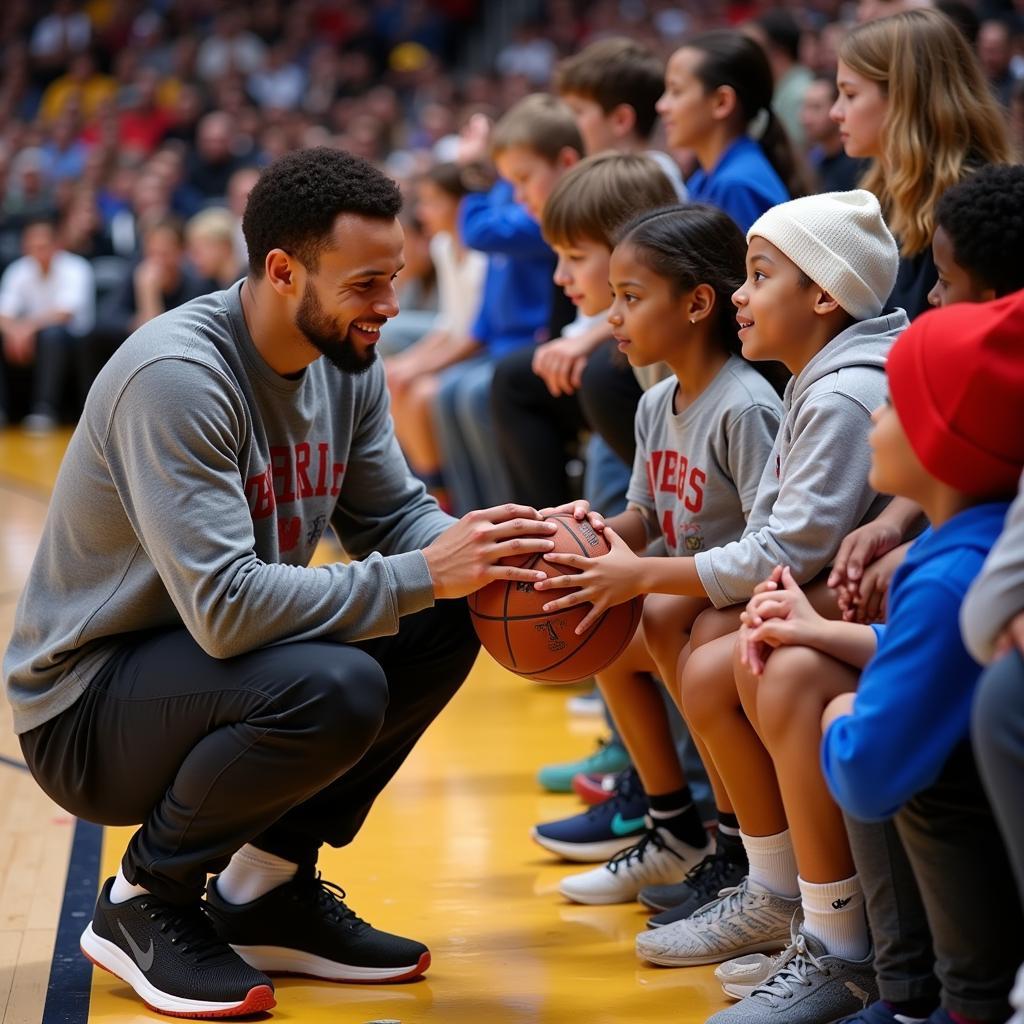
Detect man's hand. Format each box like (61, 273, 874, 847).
(535, 527, 641, 633)
(532, 335, 594, 397)
(994, 610, 1024, 659)
(828, 518, 905, 611)
(422, 504, 558, 599)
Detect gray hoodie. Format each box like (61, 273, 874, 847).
(3, 284, 454, 734)
(695, 310, 908, 608)
(960, 468, 1024, 664)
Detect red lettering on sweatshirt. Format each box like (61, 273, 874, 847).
(647, 449, 706, 516)
(246, 443, 346, 519)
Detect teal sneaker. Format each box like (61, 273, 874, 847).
(536, 738, 631, 793)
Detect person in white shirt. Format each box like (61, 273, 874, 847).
(0, 219, 95, 432)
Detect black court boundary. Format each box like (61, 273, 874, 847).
(41, 819, 102, 1024)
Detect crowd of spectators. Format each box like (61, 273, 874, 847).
(0, 0, 1022, 430)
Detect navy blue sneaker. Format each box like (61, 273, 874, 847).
(834, 1002, 932, 1024)
(531, 767, 648, 862)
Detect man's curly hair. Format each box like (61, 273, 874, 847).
(935, 164, 1024, 297)
(243, 147, 403, 277)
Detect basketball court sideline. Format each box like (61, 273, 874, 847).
(0, 426, 723, 1024)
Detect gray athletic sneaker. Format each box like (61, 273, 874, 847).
(635, 877, 796, 967)
(716, 951, 786, 999)
(706, 926, 877, 1024)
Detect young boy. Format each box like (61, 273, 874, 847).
(434, 94, 581, 514)
(733, 292, 1024, 1024)
(554, 35, 687, 198)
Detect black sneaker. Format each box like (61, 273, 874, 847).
(204, 870, 430, 983)
(639, 849, 747, 923)
(80, 877, 275, 1019)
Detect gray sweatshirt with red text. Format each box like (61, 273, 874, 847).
(4, 283, 454, 734)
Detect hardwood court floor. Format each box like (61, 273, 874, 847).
(0, 425, 725, 1024)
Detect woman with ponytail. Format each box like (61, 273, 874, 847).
(656, 31, 808, 233)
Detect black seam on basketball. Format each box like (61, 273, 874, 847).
(546, 514, 591, 556)
(498, 550, 546, 668)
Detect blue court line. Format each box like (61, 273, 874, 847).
(41, 819, 102, 1024)
(0, 753, 29, 772)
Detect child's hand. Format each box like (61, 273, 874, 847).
(846, 543, 909, 624)
(537, 499, 606, 533)
(742, 566, 827, 651)
(536, 527, 641, 633)
(828, 519, 904, 611)
(821, 692, 856, 733)
(532, 335, 593, 396)
(738, 566, 787, 674)
(995, 610, 1024, 659)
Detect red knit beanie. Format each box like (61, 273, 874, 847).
(887, 289, 1024, 497)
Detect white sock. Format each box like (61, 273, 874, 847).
(214, 844, 299, 905)
(799, 874, 870, 961)
(110, 866, 150, 904)
(741, 829, 800, 898)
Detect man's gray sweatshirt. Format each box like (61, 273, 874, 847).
(695, 310, 908, 608)
(961, 468, 1024, 664)
(4, 283, 454, 734)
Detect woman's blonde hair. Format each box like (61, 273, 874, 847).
(840, 8, 1010, 256)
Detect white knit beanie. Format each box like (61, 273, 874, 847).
(746, 190, 899, 321)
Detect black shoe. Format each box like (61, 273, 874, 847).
(639, 850, 747, 923)
(204, 870, 430, 983)
(80, 877, 275, 1019)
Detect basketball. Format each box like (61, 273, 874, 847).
(469, 514, 643, 683)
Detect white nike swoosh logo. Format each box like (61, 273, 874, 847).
(118, 921, 155, 972)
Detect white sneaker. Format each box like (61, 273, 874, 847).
(716, 951, 785, 999)
(635, 877, 797, 966)
(558, 822, 712, 906)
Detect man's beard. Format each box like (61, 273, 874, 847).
(296, 280, 379, 375)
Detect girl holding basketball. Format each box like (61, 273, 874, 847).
(536, 204, 784, 907)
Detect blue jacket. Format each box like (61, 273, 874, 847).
(822, 502, 1011, 821)
(687, 136, 790, 234)
(458, 180, 554, 359)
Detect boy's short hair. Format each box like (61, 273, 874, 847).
(542, 152, 678, 249)
(935, 165, 1024, 298)
(553, 37, 664, 141)
(490, 94, 583, 163)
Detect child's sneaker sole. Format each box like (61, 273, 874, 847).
(81, 924, 277, 1019)
(531, 826, 641, 863)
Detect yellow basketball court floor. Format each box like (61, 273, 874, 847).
(0, 425, 724, 1024)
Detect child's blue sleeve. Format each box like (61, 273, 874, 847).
(821, 578, 981, 821)
(703, 179, 769, 235)
(458, 190, 552, 259)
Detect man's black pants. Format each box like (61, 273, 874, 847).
(21, 599, 479, 906)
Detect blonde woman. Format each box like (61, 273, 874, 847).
(831, 7, 1011, 319)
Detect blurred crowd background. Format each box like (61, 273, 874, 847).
(0, 0, 1022, 429)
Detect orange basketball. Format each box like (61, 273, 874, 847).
(469, 514, 643, 683)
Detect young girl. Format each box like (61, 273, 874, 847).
(831, 7, 1010, 320)
(383, 163, 487, 505)
(656, 30, 806, 233)
(536, 194, 903, 1006)
(545, 204, 785, 906)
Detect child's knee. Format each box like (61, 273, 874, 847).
(756, 646, 832, 743)
(690, 605, 742, 651)
(678, 634, 739, 732)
